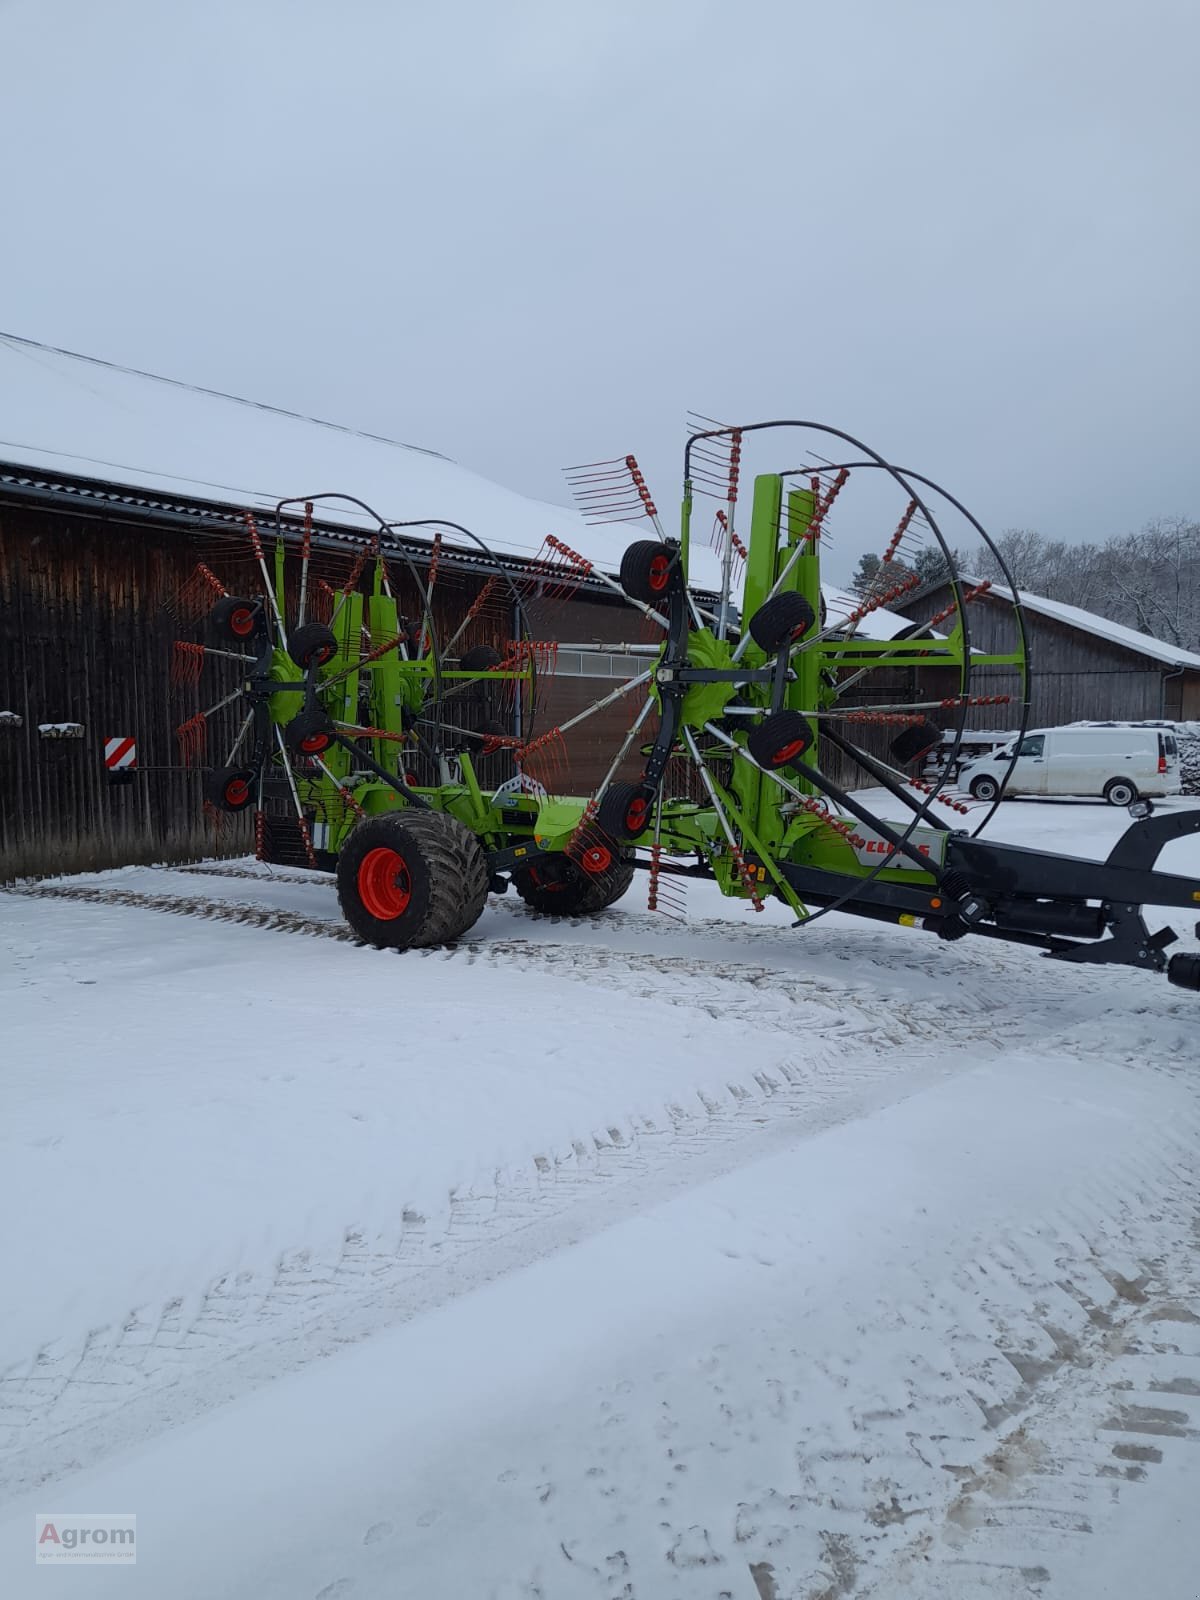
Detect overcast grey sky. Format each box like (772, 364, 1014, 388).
(2, 0, 1197, 581)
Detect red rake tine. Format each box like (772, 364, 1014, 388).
(175, 713, 207, 766)
(171, 562, 227, 622)
(517, 727, 569, 796)
(170, 641, 206, 688)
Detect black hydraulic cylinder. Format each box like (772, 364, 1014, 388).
(992, 899, 1106, 940)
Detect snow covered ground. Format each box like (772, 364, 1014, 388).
(3, 797, 1199, 1598)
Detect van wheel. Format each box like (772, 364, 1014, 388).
(1104, 777, 1138, 807)
(969, 774, 1000, 802)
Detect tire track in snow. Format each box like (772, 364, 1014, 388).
(466, 1105, 1200, 1600)
(8, 879, 1012, 1049)
(7, 874, 1195, 1570)
(848, 1134, 1200, 1599)
(0, 879, 1093, 1495)
(0, 1036, 956, 1497)
(169, 861, 1173, 1034)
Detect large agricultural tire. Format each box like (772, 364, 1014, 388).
(337, 808, 489, 949)
(576, 853, 635, 912)
(512, 853, 634, 916)
(747, 592, 816, 653)
(620, 540, 676, 604)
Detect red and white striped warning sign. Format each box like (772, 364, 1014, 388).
(104, 736, 137, 771)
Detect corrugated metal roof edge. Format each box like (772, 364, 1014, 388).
(0, 460, 704, 600)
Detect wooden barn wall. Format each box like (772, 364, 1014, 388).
(0, 503, 518, 880)
(0, 501, 679, 877)
(0, 502, 239, 879)
(897, 589, 1192, 731)
(522, 593, 658, 792)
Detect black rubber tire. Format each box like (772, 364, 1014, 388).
(459, 644, 502, 672)
(1104, 777, 1138, 807)
(747, 592, 816, 653)
(284, 706, 336, 758)
(513, 853, 634, 916)
(1167, 952, 1200, 991)
(620, 540, 676, 603)
(746, 710, 812, 770)
(890, 720, 943, 765)
(337, 808, 489, 949)
(211, 596, 263, 643)
(288, 622, 338, 669)
(596, 781, 654, 840)
(576, 853, 635, 912)
(203, 766, 257, 813)
(969, 773, 1000, 802)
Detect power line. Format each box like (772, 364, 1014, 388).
(0, 330, 449, 462)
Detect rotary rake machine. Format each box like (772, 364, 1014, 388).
(172, 423, 1200, 990)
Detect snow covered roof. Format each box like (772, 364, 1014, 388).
(983, 581, 1200, 671)
(0, 330, 678, 579)
(0, 332, 907, 640)
(821, 583, 913, 641)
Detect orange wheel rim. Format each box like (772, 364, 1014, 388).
(358, 846, 412, 919)
(773, 738, 807, 764)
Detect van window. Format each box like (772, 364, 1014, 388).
(1163, 734, 1178, 756)
(1016, 735, 1045, 757)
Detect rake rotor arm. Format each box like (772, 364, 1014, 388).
(818, 723, 952, 832)
(329, 733, 431, 809)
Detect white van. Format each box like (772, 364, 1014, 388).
(959, 725, 1182, 805)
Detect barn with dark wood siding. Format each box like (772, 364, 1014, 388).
(0, 335, 692, 878)
(0, 468, 669, 878)
(3, 335, 930, 880)
(898, 581, 1200, 732)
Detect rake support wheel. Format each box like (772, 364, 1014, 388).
(204, 766, 257, 813)
(620, 540, 676, 603)
(284, 707, 336, 758)
(337, 809, 489, 949)
(459, 644, 502, 672)
(890, 719, 943, 766)
(596, 781, 654, 841)
(288, 622, 338, 669)
(513, 854, 634, 916)
(210, 596, 263, 642)
(747, 591, 816, 653)
(746, 711, 813, 770)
